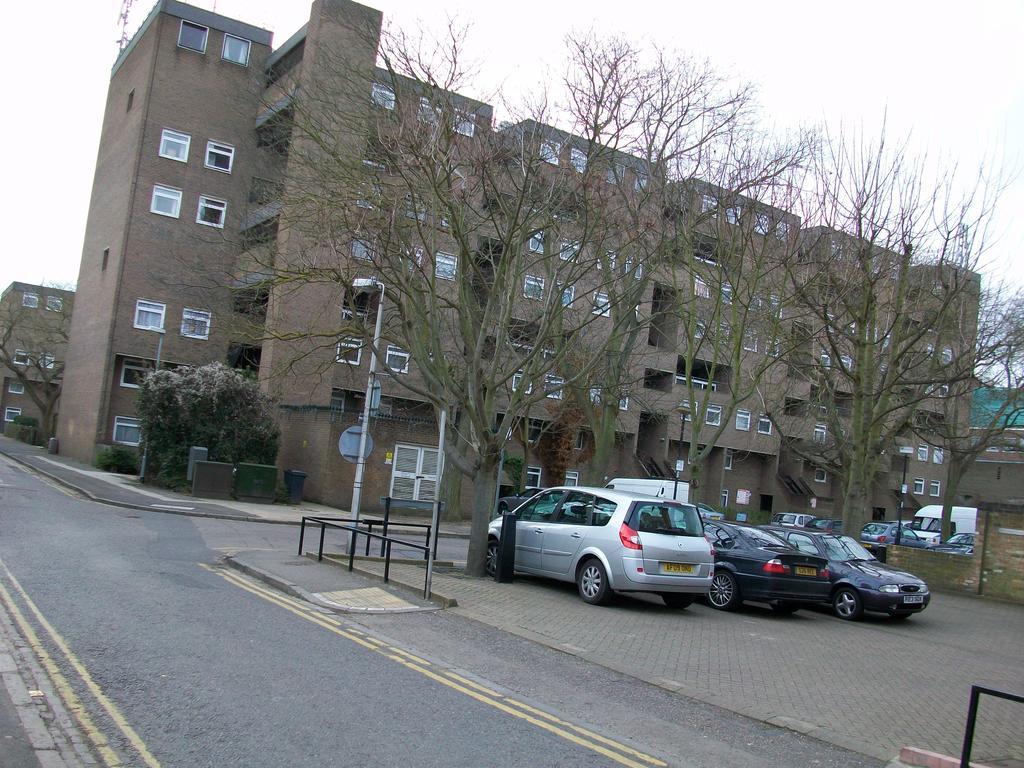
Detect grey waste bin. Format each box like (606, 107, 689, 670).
(283, 470, 307, 504)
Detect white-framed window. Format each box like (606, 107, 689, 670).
(4, 407, 22, 423)
(113, 416, 141, 446)
(932, 447, 944, 465)
(820, 350, 832, 369)
(917, 444, 929, 462)
(13, 350, 30, 367)
(575, 431, 586, 450)
(528, 229, 545, 254)
(352, 239, 373, 261)
(776, 220, 790, 240)
(159, 129, 190, 162)
(618, 395, 629, 411)
(742, 331, 758, 352)
(178, 20, 208, 53)
(180, 308, 211, 339)
(757, 415, 772, 435)
(588, 387, 601, 404)
(150, 185, 182, 218)
(725, 205, 742, 225)
(559, 241, 580, 261)
(913, 477, 925, 495)
(559, 283, 575, 307)
(133, 299, 165, 330)
(570, 147, 587, 173)
(606, 163, 624, 184)
(39, 353, 55, 370)
(634, 169, 648, 191)
(754, 212, 771, 235)
(929, 480, 941, 497)
(720, 489, 729, 507)
(371, 82, 396, 110)
(336, 338, 362, 365)
(221, 34, 250, 66)
(705, 404, 722, 426)
(435, 251, 457, 280)
(735, 409, 751, 431)
(592, 292, 610, 317)
(540, 140, 561, 165)
(453, 111, 475, 137)
(723, 448, 733, 470)
(21, 292, 39, 308)
(701, 194, 717, 214)
(523, 275, 545, 300)
(385, 346, 410, 373)
(694, 278, 710, 299)
(8, 380, 25, 394)
(45, 296, 63, 312)
(814, 468, 828, 484)
(840, 354, 853, 371)
(511, 371, 533, 394)
(526, 466, 542, 487)
(205, 141, 235, 173)
(418, 97, 439, 125)
(942, 346, 954, 364)
(813, 423, 827, 443)
(545, 375, 564, 400)
(196, 195, 227, 228)
(120, 360, 149, 388)
(564, 470, 579, 486)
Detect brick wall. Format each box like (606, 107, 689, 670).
(886, 545, 983, 595)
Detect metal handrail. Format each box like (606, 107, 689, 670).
(960, 684, 1023, 767)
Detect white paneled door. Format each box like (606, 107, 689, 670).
(389, 444, 439, 501)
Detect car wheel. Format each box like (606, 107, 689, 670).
(485, 538, 498, 578)
(661, 593, 694, 609)
(576, 559, 611, 605)
(769, 601, 799, 614)
(832, 587, 864, 621)
(708, 571, 741, 611)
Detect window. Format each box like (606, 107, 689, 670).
(196, 196, 227, 227)
(150, 185, 182, 218)
(754, 212, 771, 235)
(917, 444, 929, 462)
(526, 466, 542, 487)
(45, 296, 63, 312)
(205, 141, 235, 173)
(511, 371, 533, 394)
(694, 278, 710, 299)
(13, 350, 29, 367)
(564, 470, 579, 486)
(813, 423, 827, 443)
(720, 489, 729, 508)
(22, 292, 39, 308)
(814, 468, 828, 484)
(840, 354, 853, 371)
(705, 404, 722, 426)
(735, 410, 751, 431)
(126, 89, 134, 112)
(352, 239, 373, 260)
(942, 347, 953, 364)
(336, 338, 362, 365)
(606, 163, 624, 184)
(418, 97, 439, 125)
(634, 170, 648, 191)
(592, 292, 610, 316)
(559, 241, 580, 261)
(569, 147, 587, 173)
(575, 431, 586, 450)
(385, 346, 410, 373)
(559, 284, 575, 307)
(180, 308, 211, 339)
(725, 206, 741, 225)
(4, 407, 22, 423)
(540, 140, 561, 165)
(545, 375, 564, 399)
(178, 20, 208, 53)
(159, 129, 190, 162)
(913, 477, 925, 495)
(113, 416, 141, 446)
(588, 387, 601, 404)
(932, 447, 944, 465)
(39, 353, 55, 370)
(453, 111, 475, 137)
(120, 360, 149, 388)
(528, 229, 545, 253)
(819, 350, 832, 369)
(724, 449, 733, 470)
(134, 299, 165, 330)
(742, 331, 758, 352)
(775, 220, 790, 240)
(929, 480, 941, 497)
(523, 275, 545, 300)
(8, 380, 24, 394)
(371, 83, 396, 110)
(701, 194, 717, 214)
(618, 395, 629, 411)
(435, 252, 457, 280)
(757, 415, 772, 435)
(221, 34, 250, 66)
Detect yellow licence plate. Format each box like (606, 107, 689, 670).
(662, 562, 696, 574)
(795, 566, 818, 577)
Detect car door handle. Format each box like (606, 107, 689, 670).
(570, 532, 583, 539)
(533, 527, 543, 533)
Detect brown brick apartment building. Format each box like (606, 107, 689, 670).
(59, 0, 962, 520)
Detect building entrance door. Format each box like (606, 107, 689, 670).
(389, 444, 439, 501)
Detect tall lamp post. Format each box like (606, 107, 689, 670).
(349, 278, 385, 529)
(896, 444, 914, 545)
(672, 401, 691, 501)
(137, 326, 165, 484)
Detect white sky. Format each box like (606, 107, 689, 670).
(4, 0, 1022, 291)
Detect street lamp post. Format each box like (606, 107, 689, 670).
(138, 326, 165, 484)
(349, 278, 385, 529)
(673, 401, 691, 501)
(896, 445, 914, 546)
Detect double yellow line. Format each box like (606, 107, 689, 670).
(205, 564, 667, 768)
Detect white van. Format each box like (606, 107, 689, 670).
(909, 505, 978, 543)
(605, 478, 689, 503)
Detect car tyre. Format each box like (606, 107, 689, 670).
(485, 538, 498, 578)
(661, 593, 694, 609)
(708, 570, 741, 611)
(833, 587, 864, 621)
(577, 558, 611, 605)
(769, 601, 799, 614)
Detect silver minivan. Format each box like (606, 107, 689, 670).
(486, 487, 714, 607)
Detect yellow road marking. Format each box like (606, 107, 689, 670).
(206, 564, 665, 768)
(0, 559, 161, 768)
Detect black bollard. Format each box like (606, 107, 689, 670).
(495, 510, 517, 583)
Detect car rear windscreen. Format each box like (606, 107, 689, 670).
(633, 503, 702, 536)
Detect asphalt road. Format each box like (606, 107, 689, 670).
(0, 455, 880, 768)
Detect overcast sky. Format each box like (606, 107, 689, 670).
(4, 0, 1021, 292)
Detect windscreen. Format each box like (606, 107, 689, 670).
(822, 536, 874, 561)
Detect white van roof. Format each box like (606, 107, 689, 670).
(913, 505, 977, 518)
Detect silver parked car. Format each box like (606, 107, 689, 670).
(486, 487, 714, 607)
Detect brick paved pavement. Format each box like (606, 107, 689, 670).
(361, 561, 1023, 763)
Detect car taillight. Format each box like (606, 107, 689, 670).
(705, 535, 716, 558)
(762, 558, 790, 575)
(821, 568, 830, 579)
(619, 522, 643, 551)
(878, 535, 888, 543)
